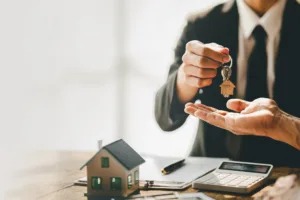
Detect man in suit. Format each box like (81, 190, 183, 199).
(155, 0, 300, 167)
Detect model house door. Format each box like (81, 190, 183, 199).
(111, 177, 122, 190)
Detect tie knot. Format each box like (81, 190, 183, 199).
(252, 25, 267, 41)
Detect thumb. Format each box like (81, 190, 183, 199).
(226, 99, 250, 113)
(207, 43, 230, 54)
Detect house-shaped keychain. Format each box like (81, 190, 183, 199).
(220, 80, 235, 98)
(80, 139, 145, 199)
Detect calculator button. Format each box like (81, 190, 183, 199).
(235, 178, 246, 183)
(217, 173, 230, 179)
(249, 176, 259, 179)
(238, 181, 254, 187)
(215, 179, 231, 185)
(229, 179, 243, 185)
(236, 176, 247, 180)
(227, 174, 238, 179)
(204, 179, 217, 184)
(240, 176, 250, 179)
(222, 177, 236, 182)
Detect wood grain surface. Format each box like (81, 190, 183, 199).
(5, 151, 300, 200)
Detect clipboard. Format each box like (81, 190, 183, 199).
(74, 156, 228, 190)
(137, 157, 228, 190)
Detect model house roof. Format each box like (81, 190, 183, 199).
(80, 139, 145, 170)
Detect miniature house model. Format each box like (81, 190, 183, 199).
(80, 139, 145, 198)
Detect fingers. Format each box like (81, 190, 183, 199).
(185, 103, 215, 115)
(187, 103, 217, 112)
(185, 101, 270, 137)
(226, 99, 251, 113)
(183, 65, 217, 78)
(185, 75, 212, 88)
(182, 52, 220, 69)
(185, 103, 228, 116)
(181, 64, 216, 88)
(185, 102, 247, 135)
(185, 40, 231, 63)
(240, 103, 258, 114)
(194, 103, 229, 116)
(181, 40, 230, 89)
(194, 108, 226, 129)
(184, 104, 198, 116)
(184, 103, 227, 129)
(209, 43, 230, 54)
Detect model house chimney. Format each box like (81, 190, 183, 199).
(98, 140, 103, 150)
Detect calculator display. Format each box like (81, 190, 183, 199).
(219, 162, 270, 174)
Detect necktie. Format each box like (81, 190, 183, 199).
(241, 25, 270, 162)
(245, 25, 269, 101)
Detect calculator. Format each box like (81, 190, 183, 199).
(192, 161, 273, 194)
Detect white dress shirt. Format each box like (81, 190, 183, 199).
(236, 0, 287, 99)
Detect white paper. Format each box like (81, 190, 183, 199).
(140, 156, 228, 186)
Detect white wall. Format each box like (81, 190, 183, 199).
(0, 0, 121, 152)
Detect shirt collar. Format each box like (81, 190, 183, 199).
(237, 0, 287, 39)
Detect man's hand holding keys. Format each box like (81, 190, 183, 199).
(176, 40, 231, 103)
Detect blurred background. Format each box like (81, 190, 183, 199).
(0, 1, 227, 197)
(0, 0, 227, 156)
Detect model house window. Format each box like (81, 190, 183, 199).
(101, 157, 109, 168)
(111, 177, 122, 190)
(134, 170, 139, 184)
(91, 177, 102, 190)
(127, 174, 133, 189)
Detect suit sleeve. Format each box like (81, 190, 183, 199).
(154, 20, 199, 131)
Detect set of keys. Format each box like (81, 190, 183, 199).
(220, 55, 235, 98)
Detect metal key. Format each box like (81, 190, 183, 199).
(220, 55, 235, 98)
(221, 65, 232, 81)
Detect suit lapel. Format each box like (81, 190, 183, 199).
(274, 0, 300, 116)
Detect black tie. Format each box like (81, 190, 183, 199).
(245, 25, 269, 101)
(241, 25, 270, 163)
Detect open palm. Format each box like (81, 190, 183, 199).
(185, 98, 281, 140)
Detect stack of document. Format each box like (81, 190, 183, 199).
(139, 156, 228, 189)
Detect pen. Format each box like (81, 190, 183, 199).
(161, 159, 185, 175)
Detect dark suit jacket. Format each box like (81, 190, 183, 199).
(155, 0, 300, 167)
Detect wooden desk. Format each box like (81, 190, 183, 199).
(7, 151, 300, 200)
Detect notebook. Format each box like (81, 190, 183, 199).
(74, 156, 228, 190)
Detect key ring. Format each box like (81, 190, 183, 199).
(220, 55, 235, 98)
(223, 55, 232, 68)
(221, 55, 232, 81)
